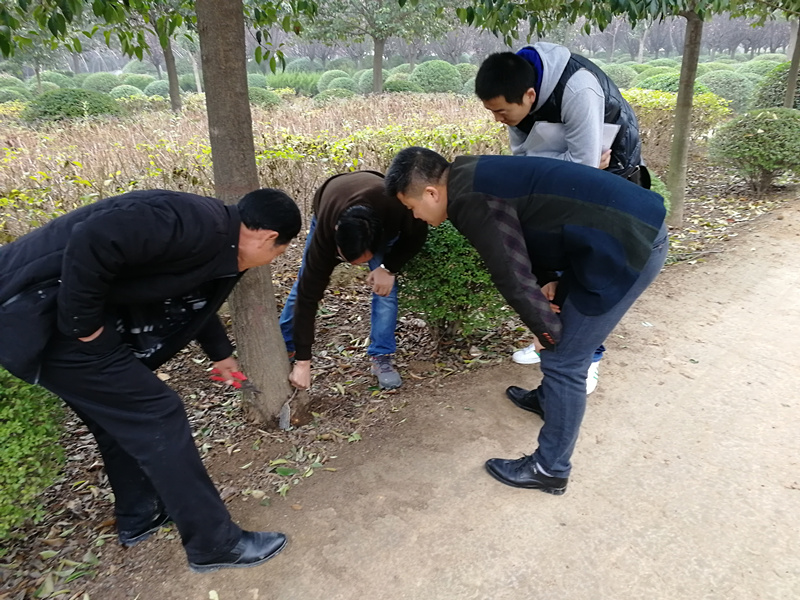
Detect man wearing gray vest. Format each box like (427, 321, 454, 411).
(476, 44, 650, 393)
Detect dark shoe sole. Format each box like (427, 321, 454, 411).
(119, 513, 173, 548)
(484, 462, 567, 495)
(505, 389, 544, 418)
(188, 537, 288, 573)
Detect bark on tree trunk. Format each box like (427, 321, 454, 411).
(191, 52, 203, 94)
(372, 37, 385, 94)
(788, 20, 799, 58)
(666, 10, 704, 229)
(784, 20, 800, 109)
(162, 35, 182, 112)
(638, 25, 650, 63)
(196, 0, 298, 427)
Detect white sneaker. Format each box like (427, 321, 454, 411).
(512, 343, 541, 365)
(586, 361, 600, 394)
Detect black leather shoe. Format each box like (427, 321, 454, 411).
(118, 511, 172, 547)
(505, 386, 544, 418)
(485, 455, 568, 495)
(189, 530, 287, 573)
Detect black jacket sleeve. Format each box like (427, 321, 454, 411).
(195, 315, 234, 362)
(448, 193, 562, 349)
(381, 216, 428, 275)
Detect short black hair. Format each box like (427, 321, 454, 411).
(237, 188, 301, 245)
(335, 205, 384, 262)
(475, 52, 537, 104)
(384, 146, 450, 199)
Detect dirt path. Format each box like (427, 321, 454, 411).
(93, 204, 800, 600)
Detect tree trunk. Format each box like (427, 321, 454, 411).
(70, 52, 82, 74)
(372, 37, 385, 94)
(638, 25, 650, 63)
(666, 10, 703, 228)
(784, 20, 800, 109)
(788, 20, 799, 58)
(196, 0, 297, 427)
(191, 52, 203, 94)
(162, 34, 182, 112)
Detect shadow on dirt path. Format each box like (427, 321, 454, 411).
(91, 204, 800, 600)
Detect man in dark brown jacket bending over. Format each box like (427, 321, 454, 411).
(280, 171, 428, 390)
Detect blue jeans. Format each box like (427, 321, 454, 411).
(531, 225, 669, 477)
(280, 216, 398, 357)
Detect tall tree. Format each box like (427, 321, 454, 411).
(301, 0, 449, 93)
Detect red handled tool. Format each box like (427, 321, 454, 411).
(210, 369, 261, 394)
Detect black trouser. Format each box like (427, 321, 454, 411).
(38, 325, 241, 563)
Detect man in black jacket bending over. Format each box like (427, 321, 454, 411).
(0, 188, 301, 572)
(385, 148, 668, 496)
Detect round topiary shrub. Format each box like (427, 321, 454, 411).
(736, 60, 781, 77)
(22, 88, 121, 121)
(753, 53, 788, 62)
(122, 73, 156, 91)
(390, 63, 412, 75)
(326, 76, 358, 92)
(39, 71, 72, 88)
(247, 73, 268, 89)
(328, 57, 356, 72)
(628, 63, 653, 74)
(357, 69, 389, 94)
(410, 60, 462, 93)
(385, 79, 424, 93)
(110, 84, 146, 99)
(694, 63, 712, 78)
(82, 72, 120, 94)
(455, 63, 478, 84)
(122, 60, 159, 76)
(635, 72, 710, 95)
(601, 64, 638, 89)
(697, 70, 755, 112)
(178, 73, 200, 92)
(0, 368, 65, 539)
(647, 58, 680, 68)
(313, 88, 357, 105)
(701, 62, 736, 72)
(709, 107, 800, 194)
(0, 88, 29, 103)
(143, 79, 171, 97)
(750, 63, 800, 110)
(459, 76, 475, 96)
(71, 73, 89, 87)
(317, 69, 351, 93)
(285, 57, 322, 73)
(248, 87, 281, 108)
(0, 74, 25, 88)
(0, 61, 24, 78)
(28, 81, 59, 95)
(631, 66, 676, 86)
(742, 72, 764, 85)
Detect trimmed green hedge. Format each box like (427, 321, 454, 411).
(0, 368, 65, 539)
(248, 87, 282, 108)
(709, 107, 800, 194)
(410, 60, 462, 93)
(750, 62, 800, 110)
(82, 72, 120, 94)
(144, 79, 171, 97)
(22, 88, 121, 121)
(399, 221, 507, 335)
(110, 84, 146, 99)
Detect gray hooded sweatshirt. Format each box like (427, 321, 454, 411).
(509, 42, 606, 168)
